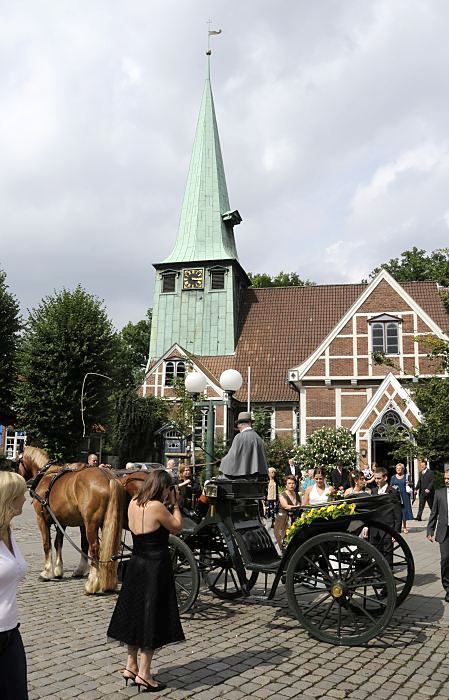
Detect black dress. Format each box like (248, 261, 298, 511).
(107, 525, 185, 650)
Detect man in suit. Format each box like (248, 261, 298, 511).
(219, 412, 268, 479)
(330, 462, 350, 495)
(369, 467, 402, 570)
(284, 457, 302, 493)
(415, 459, 435, 520)
(427, 468, 449, 601)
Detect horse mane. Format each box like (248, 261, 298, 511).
(24, 445, 52, 470)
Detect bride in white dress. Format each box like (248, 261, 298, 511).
(302, 468, 334, 506)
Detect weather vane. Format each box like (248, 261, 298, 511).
(206, 19, 222, 55)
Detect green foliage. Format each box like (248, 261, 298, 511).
(252, 406, 272, 440)
(117, 309, 152, 386)
(369, 246, 449, 285)
(264, 436, 296, 472)
(371, 351, 398, 369)
(0, 268, 21, 420)
(294, 427, 357, 473)
(413, 377, 449, 463)
(248, 271, 316, 288)
(382, 425, 417, 463)
(110, 390, 168, 464)
(15, 286, 117, 461)
(171, 376, 194, 439)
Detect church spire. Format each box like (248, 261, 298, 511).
(163, 56, 241, 264)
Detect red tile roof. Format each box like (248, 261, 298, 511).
(198, 282, 449, 402)
(147, 281, 449, 403)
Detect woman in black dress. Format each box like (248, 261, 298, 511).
(108, 469, 184, 692)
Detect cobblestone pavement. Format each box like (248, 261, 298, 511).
(15, 499, 449, 700)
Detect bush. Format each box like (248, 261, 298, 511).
(294, 427, 357, 473)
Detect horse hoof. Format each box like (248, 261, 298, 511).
(39, 575, 52, 582)
(54, 575, 63, 580)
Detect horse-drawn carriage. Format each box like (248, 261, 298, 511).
(161, 479, 414, 646)
(19, 446, 414, 645)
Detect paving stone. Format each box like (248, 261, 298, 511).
(13, 501, 449, 700)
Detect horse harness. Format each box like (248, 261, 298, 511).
(28, 463, 121, 565)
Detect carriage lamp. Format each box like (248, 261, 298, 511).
(185, 369, 243, 480)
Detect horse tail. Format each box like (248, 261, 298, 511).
(98, 478, 125, 592)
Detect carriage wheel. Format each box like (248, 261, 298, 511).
(286, 532, 396, 646)
(352, 520, 414, 607)
(169, 535, 199, 614)
(199, 527, 258, 600)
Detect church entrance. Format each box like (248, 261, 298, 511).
(370, 410, 412, 477)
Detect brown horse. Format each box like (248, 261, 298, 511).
(19, 446, 125, 594)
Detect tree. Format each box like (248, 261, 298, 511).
(117, 309, 152, 386)
(248, 271, 315, 288)
(0, 268, 21, 421)
(293, 427, 357, 472)
(369, 246, 449, 286)
(110, 390, 168, 464)
(264, 436, 296, 472)
(16, 286, 117, 461)
(410, 338, 449, 463)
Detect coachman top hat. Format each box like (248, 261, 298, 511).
(236, 411, 252, 424)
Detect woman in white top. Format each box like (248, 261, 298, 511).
(302, 468, 334, 506)
(0, 471, 28, 700)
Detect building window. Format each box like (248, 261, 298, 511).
(208, 266, 227, 290)
(211, 269, 226, 290)
(372, 322, 399, 354)
(164, 360, 186, 386)
(194, 408, 209, 448)
(5, 430, 26, 459)
(369, 314, 401, 355)
(161, 272, 176, 293)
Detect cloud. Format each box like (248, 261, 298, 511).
(0, 0, 449, 327)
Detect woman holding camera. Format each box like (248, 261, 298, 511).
(0, 471, 29, 700)
(107, 469, 185, 693)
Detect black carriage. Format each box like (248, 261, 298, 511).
(166, 478, 414, 646)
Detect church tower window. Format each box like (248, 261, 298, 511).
(161, 272, 177, 294)
(209, 267, 227, 290)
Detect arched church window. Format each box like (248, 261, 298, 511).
(165, 361, 175, 386)
(369, 315, 401, 355)
(164, 360, 186, 386)
(372, 323, 384, 353)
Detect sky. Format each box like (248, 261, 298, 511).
(1, 0, 449, 329)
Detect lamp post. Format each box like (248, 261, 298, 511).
(185, 369, 243, 480)
(219, 369, 243, 448)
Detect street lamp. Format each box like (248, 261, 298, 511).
(185, 369, 243, 480)
(219, 370, 243, 448)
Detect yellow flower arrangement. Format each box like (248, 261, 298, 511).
(285, 501, 357, 544)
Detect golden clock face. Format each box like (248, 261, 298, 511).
(183, 268, 204, 289)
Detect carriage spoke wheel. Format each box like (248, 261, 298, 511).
(352, 520, 414, 607)
(199, 527, 258, 600)
(286, 532, 396, 646)
(169, 535, 199, 614)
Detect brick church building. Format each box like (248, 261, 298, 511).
(141, 59, 449, 472)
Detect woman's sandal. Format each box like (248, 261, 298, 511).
(136, 674, 167, 693)
(402, 528, 409, 534)
(121, 669, 137, 686)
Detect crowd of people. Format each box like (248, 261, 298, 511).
(266, 459, 431, 550)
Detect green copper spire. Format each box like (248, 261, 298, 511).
(163, 59, 240, 264)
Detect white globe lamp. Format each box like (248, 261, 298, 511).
(185, 371, 208, 394)
(219, 369, 243, 393)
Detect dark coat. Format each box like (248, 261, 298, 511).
(219, 428, 268, 478)
(427, 488, 449, 542)
(330, 467, 350, 492)
(370, 486, 402, 532)
(416, 469, 435, 495)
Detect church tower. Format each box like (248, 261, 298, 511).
(149, 58, 249, 359)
